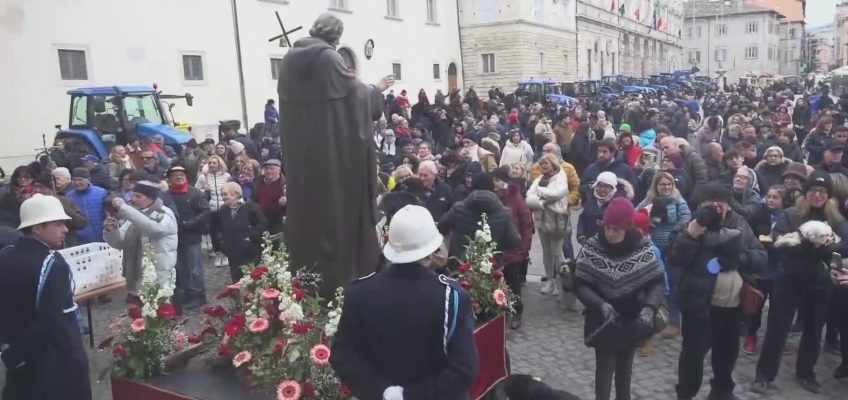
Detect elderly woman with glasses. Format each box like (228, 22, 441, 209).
(730, 167, 763, 225)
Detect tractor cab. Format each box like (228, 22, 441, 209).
(58, 86, 193, 160)
(605, 76, 654, 94)
(516, 78, 560, 104)
(648, 75, 669, 91)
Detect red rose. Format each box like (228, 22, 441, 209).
(264, 302, 278, 317)
(492, 270, 504, 282)
(460, 280, 472, 290)
(292, 321, 314, 335)
(157, 303, 177, 319)
(340, 383, 353, 397)
(302, 381, 316, 397)
(293, 289, 306, 301)
(188, 334, 202, 344)
(128, 305, 142, 320)
(112, 345, 128, 360)
(489, 257, 497, 265)
(273, 337, 288, 355)
(291, 277, 303, 289)
(218, 342, 232, 356)
(458, 263, 471, 273)
(250, 266, 269, 280)
(216, 285, 240, 300)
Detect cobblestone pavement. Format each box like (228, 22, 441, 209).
(1, 233, 845, 399)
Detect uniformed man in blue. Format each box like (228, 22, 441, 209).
(0, 194, 91, 400)
(330, 205, 479, 400)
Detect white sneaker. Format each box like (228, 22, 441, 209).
(552, 284, 560, 296)
(540, 281, 553, 294)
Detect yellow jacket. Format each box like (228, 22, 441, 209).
(529, 161, 581, 207)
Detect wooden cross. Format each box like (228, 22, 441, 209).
(268, 11, 302, 48)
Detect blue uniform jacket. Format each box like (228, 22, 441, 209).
(330, 264, 479, 400)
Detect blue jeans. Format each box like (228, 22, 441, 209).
(666, 265, 682, 326)
(176, 242, 205, 300)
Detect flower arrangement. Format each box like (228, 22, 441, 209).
(452, 213, 517, 320)
(196, 233, 352, 399)
(100, 245, 186, 380)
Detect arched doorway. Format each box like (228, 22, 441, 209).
(448, 62, 458, 92)
(338, 47, 357, 74)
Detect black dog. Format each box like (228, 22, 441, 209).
(501, 374, 582, 400)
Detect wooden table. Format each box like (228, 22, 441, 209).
(74, 280, 127, 348)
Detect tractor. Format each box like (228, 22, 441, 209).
(55, 85, 194, 161)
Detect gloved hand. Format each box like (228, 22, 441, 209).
(600, 303, 619, 323)
(383, 386, 404, 400)
(636, 307, 655, 331)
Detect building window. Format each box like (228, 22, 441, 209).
(433, 63, 441, 80)
(539, 52, 545, 72)
(482, 53, 495, 73)
(789, 28, 796, 38)
(330, 0, 347, 9)
(386, 0, 399, 17)
(715, 23, 727, 36)
(788, 49, 795, 61)
(714, 48, 727, 62)
(392, 63, 402, 81)
(768, 20, 774, 34)
(746, 45, 758, 60)
(182, 54, 204, 81)
(690, 50, 701, 63)
(686, 27, 693, 38)
(564, 54, 569, 70)
(746, 21, 758, 34)
(696, 26, 703, 38)
(768, 47, 774, 60)
(58, 49, 88, 80)
(426, 0, 437, 23)
(270, 57, 284, 80)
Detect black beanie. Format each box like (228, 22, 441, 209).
(132, 182, 159, 200)
(805, 170, 833, 196)
(471, 173, 495, 191)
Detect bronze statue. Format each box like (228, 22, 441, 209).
(278, 14, 394, 297)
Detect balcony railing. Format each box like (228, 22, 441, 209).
(576, 2, 680, 44)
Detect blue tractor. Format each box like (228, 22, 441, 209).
(602, 75, 655, 95)
(56, 85, 194, 160)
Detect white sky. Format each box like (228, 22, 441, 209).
(806, 0, 838, 28)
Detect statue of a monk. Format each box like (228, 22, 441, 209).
(278, 14, 394, 298)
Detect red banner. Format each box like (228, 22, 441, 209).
(469, 314, 509, 399)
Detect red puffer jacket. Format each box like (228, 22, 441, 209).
(501, 182, 534, 265)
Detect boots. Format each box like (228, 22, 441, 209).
(510, 313, 522, 330)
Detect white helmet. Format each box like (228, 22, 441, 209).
(383, 205, 443, 264)
(18, 194, 70, 230)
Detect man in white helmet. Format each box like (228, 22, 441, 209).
(0, 194, 91, 400)
(331, 205, 479, 400)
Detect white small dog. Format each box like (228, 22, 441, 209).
(773, 220, 841, 248)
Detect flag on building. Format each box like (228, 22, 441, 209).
(619, 2, 626, 16)
(611, 0, 616, 12)
(634, 0, 641, 21)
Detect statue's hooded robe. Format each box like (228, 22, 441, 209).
(278, 36, 383, 297)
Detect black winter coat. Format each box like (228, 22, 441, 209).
(771, 206, 848, 288)
(667, 211, 767, 315)
(216, 201, 267, 267)
(570, 132, 592, 176)
(438, 190, 521, 270)
(170, 187, 211, 245)
(423, 179, 454, 222)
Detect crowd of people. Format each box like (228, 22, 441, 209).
(3, 77, 848, 399)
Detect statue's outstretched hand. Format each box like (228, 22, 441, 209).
(377, 75, 396, 92)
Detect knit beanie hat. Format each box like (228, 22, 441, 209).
(805, 170, 832, 196)
(71, 167, 90, 179)
(594, 171, 618, 188)
(229, 141, 245, 155)
(471, 173, 495, 191)
(464, 131, 480, 145)
(508, 112, 519, 123)
(633, 208, 651, 236)
(132, 182, 159, 200)
(491, 166, 511, 183)
(691, 182, 732, 206)
(618, 123, 632, 133)
(604, 197, 635, 229)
